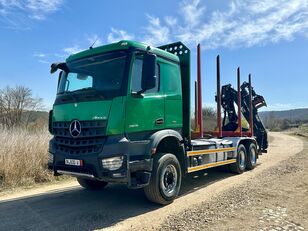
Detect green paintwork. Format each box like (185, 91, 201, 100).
(53, 97, 126, 135)
(125, 54, 164, 135)
(158, 42, 190, 141)
(124, 55, 182, 136)
(161, 59, 183, 128)
(106, 97, 125, 135)
(125, 94, 165, 135)
(53, 40, 189, 140)
(52, 100, 112, 122)
(66, 40, 179, 64)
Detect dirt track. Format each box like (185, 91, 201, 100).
(0, 132, 305, 231)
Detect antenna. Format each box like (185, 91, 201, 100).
(89, 38, 98, 49)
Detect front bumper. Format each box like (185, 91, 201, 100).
(48, 136, 153, 189)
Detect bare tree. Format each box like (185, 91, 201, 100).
(0, 86, 43, 128)
(191, 106, 217, 131)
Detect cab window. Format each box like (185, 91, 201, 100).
(131, 55, 159, 94)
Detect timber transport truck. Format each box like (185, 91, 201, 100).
(48, 40, 268, 205)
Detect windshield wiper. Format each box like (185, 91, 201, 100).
(68, 87, 95, 93)
(74, 88, 107, 100)
(57, 87, 93, 95)
(57, 88, 107, 101)
(57, 92, 78, 102)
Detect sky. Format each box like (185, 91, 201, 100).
(0, 0, 308, 111)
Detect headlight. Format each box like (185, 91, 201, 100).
(101, 156, 124, 171)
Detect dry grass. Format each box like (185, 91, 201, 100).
(0, 127, 57, 189)
(287, 124, 308, 138)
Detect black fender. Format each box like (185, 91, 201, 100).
(147, 129, 183, 153)
(146, 129, 187, 174)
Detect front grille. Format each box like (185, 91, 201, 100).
(53, 120, 106, 138)
(52, 120, 106, 155)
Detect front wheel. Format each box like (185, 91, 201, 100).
(144, 153, 182, 205)
(77, 178, 108, 190)
(230, 144, 247, 174)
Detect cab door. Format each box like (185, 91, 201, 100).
(161, 60, 182, 129)
(125, 53, 164, 138)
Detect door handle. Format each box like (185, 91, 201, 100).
(155, 118, 164, 125)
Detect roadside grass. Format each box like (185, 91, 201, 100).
(0, 127, 62, 190)
(288, 125, 308, 138)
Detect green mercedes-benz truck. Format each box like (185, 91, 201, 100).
(48, 40, 267, 205)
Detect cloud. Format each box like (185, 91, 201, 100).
(33, 52, 46, 58)
(223, 1, 307, 48)
(38, 59, 49, 64)
(33, 52, 51, 64)
(142, 14, 170, 46)
(27, 0, 63, 20)
(0, 0, 63, 28)
(219, 0, 308, 48)
(31, 52, 49, 64)
(104, 0, 308, 49)
(173, 0, 308, 49)
(34, 0, 308, 64)
(165, 16, 177, 27)
(63, 45, 83, 55)
(180, 0, 205, 28)
(34, 34, 105, 64)
(107, 28, 134, 43)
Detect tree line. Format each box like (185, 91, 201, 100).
(262, 112, 305, 131)
(0, 86, 44, 128)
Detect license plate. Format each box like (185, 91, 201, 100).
(65, 159, 83, 166)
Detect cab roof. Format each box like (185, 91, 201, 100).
(66, 40, 180, 63)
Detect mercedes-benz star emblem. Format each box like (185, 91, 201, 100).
(69, 120, 81, 138)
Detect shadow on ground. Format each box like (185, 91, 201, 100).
(0, 167, 246, 230)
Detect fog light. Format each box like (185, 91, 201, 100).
(48, 152, 54, 163)
(102, 156, 124, 171)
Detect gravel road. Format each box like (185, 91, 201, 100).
(0, 132, 305, 231)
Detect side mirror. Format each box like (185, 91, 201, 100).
(50, 63, 59, 74)
(50, 62, 69, 74)
(141, 53, 157, 92)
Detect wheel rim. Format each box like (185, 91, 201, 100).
(160, 164, 178, 197)
(250, 147, 256, 165)
(239, 150, 246, 169)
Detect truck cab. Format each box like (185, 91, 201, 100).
(49, 41, 189, 202)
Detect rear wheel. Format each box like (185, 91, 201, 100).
(246, 143, 258, 170)
(230, 144, 247, 174)
(144, 153, 182, 205)
(77, 178, 108, 190)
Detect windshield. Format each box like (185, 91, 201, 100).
(57, 51, 128, 96)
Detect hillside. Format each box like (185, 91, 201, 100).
(259, 108, 308, 122)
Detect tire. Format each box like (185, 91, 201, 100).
(246, 143, 258, 170)
(230, 144, 247, 174)
(144, 153, 182, 205)
(77, 178, 108, 190)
